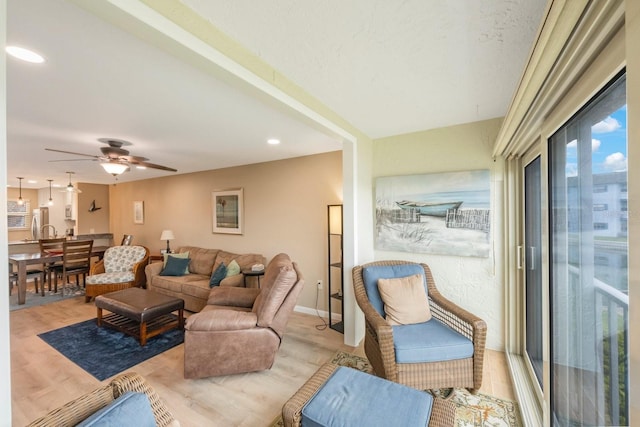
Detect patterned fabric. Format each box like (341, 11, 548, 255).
(86, 271, 135, 285)
(103, 246, 147, 274)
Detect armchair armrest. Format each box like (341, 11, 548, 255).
(185, 309, 258, 332)
(207, 286, 260, 308)
(131, 249, 150, 288)
(90, 259, 106, 275)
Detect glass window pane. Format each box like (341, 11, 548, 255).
(549, 74, 628, 426)
(525, 156, 543, 387)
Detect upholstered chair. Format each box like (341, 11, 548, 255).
(85, 245, 149, 302)
(352, 260, 486, 393)
(184, 253, 304, 379)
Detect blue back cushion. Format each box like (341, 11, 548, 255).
(160, 256, 191, 276)
(76, 391, 155, 427)
(362, 264, 427, 317)
(302, 366, 433, 427)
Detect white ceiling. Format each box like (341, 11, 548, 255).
(6, 0, 547, 189)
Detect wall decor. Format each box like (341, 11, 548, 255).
(375, 170, 491, 257)
(212, 188, 243, 234)
(133, 201, 144, 224)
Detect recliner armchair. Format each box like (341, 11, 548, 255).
(352, 260, 486, 392)
(184, 253, 304, 379)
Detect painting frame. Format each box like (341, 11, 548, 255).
(375, 170, 491, 258)
(212, 188, 243, 235)
(133, 201, 144, 224)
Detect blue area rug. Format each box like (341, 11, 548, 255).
(38, 318, 184, 381)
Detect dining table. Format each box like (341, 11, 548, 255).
(9, 246, 108, 305)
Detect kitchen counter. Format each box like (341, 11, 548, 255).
(8, 233, 114, 255)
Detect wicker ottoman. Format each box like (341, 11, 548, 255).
(282, 363, 456, 427)
(95, 288, 184, 346)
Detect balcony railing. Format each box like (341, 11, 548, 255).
(594, 277, 629, 426)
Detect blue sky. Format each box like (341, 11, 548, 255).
(565, 104, 627, 176)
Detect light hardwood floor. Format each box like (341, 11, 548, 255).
(10, 291, 515, 426)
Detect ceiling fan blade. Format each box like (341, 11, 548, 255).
(133, 160, 177, 172)
(48, 158, 96, 162)
(45, 148, 100, 159)
(121, 155, 149, 162)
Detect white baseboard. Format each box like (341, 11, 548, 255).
(294, 305, 342, 321)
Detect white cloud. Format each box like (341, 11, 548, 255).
(565, 163, 578, 177)
(603, 152, 627, 172)
(592, 138, 601, 152)
(567, 139, 577, 148)
(592, 116, 621, 133)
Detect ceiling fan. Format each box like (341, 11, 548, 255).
(45, 138, 178, 176)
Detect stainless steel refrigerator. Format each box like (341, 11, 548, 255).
(30, 207, 50, 240)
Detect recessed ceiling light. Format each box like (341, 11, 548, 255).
(267, 138, 280, 145)
(6, 46, 45, 63)
(27, 180, 37, 184)
(136, 166, 147, 170)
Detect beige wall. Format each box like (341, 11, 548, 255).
(373, 117, 504, 350)
(77, 183, 110, 234)
(108, 151, 342, 311)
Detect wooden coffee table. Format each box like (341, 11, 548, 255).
(95, 287, 184, 346)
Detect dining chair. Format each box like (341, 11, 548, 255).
(39, 237, 67, 293)
(120, 234, 133, 246)
(53, 240, 94, 296)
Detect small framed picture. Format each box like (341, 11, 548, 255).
(133, 201, 144, 224)
(212, 189, 243, 234)
(65, 205, 72, 219)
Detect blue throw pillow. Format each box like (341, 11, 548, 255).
(76, 391, 155, 427)
(210, 262, 227, 287)
(160, 255, 191, 276)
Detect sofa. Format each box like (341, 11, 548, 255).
(27, 372, 178, 427)
(184, 253, 304, 378)
(145, 246, 266, 312)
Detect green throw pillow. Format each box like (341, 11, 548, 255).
(210, 262, 227, 287)
(163, 252, 190, 274)
(226, 259, 241, 277)
(160, 256, 190, 277)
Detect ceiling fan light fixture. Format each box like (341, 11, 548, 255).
(100, 161, 129, 175)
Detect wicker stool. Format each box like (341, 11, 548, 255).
(282, 363, 456, 427)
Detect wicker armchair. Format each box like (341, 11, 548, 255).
(85, 245, 149, 302)
(27, 372, 178, 427)
(353, 260, 486, 392)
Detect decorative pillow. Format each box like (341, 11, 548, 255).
(163, 252, 190, 274)
(377, 273, 431, 325)
(160, 256, 191, 277)
(210, 262, 227, 287)
(226, 259, 241, 277)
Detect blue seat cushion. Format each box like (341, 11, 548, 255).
(302, 366, 433, 427)
(76, 391, 155, 427)
(393, 319, 474, 363)
(362, 264, 427, 317)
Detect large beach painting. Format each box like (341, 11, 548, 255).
(375, 170, 491, 257)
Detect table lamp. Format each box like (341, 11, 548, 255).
(160, 230, 175, 253)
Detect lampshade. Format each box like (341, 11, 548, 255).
(328, 204, 343, 235)
(101, 161, 129, 175)
(160, 230, 175, 241)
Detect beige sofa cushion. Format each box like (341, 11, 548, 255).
(178, 247, 220, 276)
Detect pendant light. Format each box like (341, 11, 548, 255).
(16, 177, 24, 205)
(47, 179, 54, 206)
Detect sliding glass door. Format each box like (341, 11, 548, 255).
(549, 73, 628, 426)
(524, 155, 543, 388)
